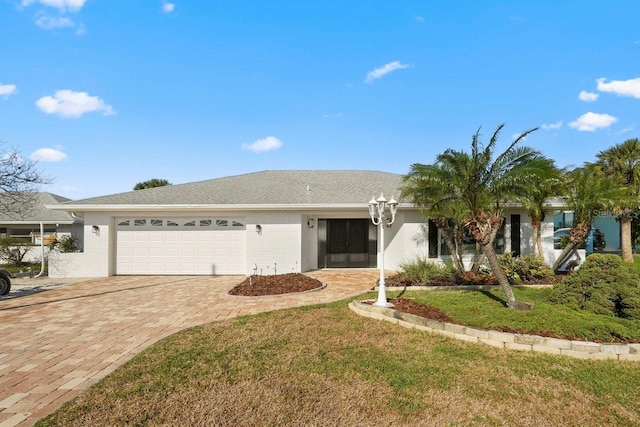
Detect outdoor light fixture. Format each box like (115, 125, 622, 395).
(255, 224, 262, 234)
(307, 218, 315, 228)
(368, 193, 398, 308)
(92, 225, 100, 235)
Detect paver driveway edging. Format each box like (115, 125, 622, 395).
(0, 270, 377, 427)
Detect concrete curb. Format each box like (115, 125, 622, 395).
(349, 300, 640, 361)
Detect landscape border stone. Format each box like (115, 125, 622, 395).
(349, 300, 640, 361)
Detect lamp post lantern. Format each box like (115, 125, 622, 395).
(368, 193, 398, 307)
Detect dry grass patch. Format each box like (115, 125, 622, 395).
(38, 302, 640, 426)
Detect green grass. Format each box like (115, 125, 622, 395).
(624, 255, 640, 274)
(37, 299, 640, 426)
(376, 286, 640, 342)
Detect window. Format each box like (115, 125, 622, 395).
(167, 220, 178, 227)
(134, 219, 147, 226)
(184, 220, 196, 227)
(215, 220, 228, 227)
(232, 221, 244, 227)
(118, 220, 130, 226)
(151, 219, 163, 226)
(200, 219, 212, 227)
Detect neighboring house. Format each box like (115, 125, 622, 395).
(0, 192, 84, 263)
(554, 210, 622, 254)
(46, 170, 563, 278)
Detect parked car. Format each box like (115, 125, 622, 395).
(553, 228, 606, 252)
(0, 269, 12, 295)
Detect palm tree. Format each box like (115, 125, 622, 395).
(402, 124, 554, 309)
(515, 161, 562, 262)
(133, 178, 172, 190)
(552, 167, 628, 272)
(401, 165, 467, 271)
(592, 138, 640, 263)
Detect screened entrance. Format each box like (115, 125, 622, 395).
(317, 219, 377, 268)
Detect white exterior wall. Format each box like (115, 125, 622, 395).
(301, 215, 317, 272)
(384, 211, 428, 271)
(49, 213, 113, 278)
(244, 212, 302, 275)
(47, 207, 565, 279)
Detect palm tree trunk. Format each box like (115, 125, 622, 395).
(441, 230, 465, 271)
(552, 241, 580, 272)
(531, 217, 543, 259)
(482, 242, 516, 305)
(620, 215, 633, 263)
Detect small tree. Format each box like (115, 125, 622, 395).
(0, 237, 32, 266)
(0, 143, 51, 219)
(402, 124, 555, 309)
(133, 178, 172, 190)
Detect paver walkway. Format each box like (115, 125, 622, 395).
(0, 270, 378, 426)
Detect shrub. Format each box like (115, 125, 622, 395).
(498, 253, 555, 284)
(48, 234, 79, 253)
(397, 256, 457, 283)
(0, 237, 33, 266)
(549, 254, 640, 319)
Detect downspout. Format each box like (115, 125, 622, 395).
(34, 221, 45, 278)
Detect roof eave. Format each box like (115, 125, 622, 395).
(46, 203, 418, 212)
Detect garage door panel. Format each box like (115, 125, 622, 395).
(117, 219, 246, 275)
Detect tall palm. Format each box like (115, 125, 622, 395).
(592, 138, 640, 263)
(401, 164, 467, 271)
(403, 124, 554, 309)
(552, 167, 628, 272)
(516, 161, 562, 262)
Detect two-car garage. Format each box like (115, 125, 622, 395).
(116, 217, 246, 275)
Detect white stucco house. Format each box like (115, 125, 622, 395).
(0, 192, 83, 264)
(46, 170, 563, 278)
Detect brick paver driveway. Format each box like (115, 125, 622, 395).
(0, 270, 378, 426)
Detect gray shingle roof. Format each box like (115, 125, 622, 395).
(65, 170, 405, 206)
(0, 192, 78, 223)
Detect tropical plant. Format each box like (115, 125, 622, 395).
(591, 138, 640, 263)
(133, 178, 172, 190)
(48, 234, 80, 253)
(402, 124, 555, 309)
(398, 256, 457, 283)
(552, 167, 628, 272)
(515, 161, 562, 262)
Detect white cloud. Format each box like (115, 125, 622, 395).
(30, 148, 67, 162)
(365, 61, 410, 84)
(578, 91, 598, 102)
(541, 121, 562, 130)
(35, 14, 75, 29)
(414, 15, 424, 22)
(241, 136, 283, 153)
(21, 0, 87, 12)
(35, 89, 115, 118)
(616, 126, 634, 135)
(161, 1, 175, 13)
(0, 84, 17, 98)
(597, 77, 640, 99)
(568, 112, 618, 132)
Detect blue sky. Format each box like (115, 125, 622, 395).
(1, 0, 640, 199)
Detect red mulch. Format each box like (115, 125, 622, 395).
(229, 273, 323, 296)
(388, 298, 454, 323)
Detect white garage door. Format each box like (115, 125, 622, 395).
(116, 217, 246, 275)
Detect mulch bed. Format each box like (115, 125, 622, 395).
(229, 273, 323, 296)
(387, 298, 454, 323)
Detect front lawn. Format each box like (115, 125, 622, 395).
(38, 299, 640, 426)
(371, 286, 640, 343)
